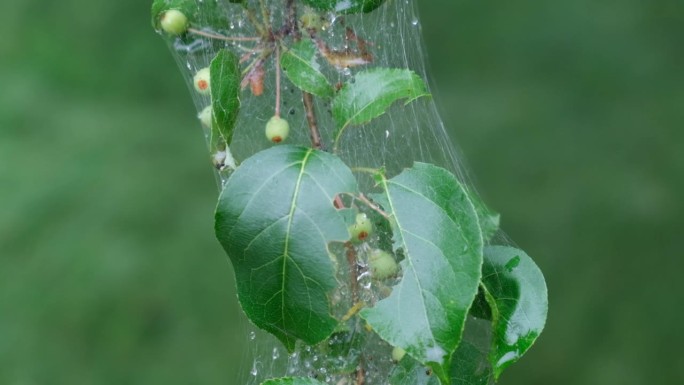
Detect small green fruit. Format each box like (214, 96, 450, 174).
(300, 13, 323, 30)
(265, 116, 290, 143)
(198, 105, 213, 128)
(160, 9, 189, 36)
(392, 346, 406, 362)
(349, 213, 373, 243)
(368, 249, 398, 280)
(193, 67, 211, 94)
(299, 8, 329, 31)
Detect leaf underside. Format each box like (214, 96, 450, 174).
(450, 316, 495, 385)
(480, 246, 548, 379)
(281, 39, 334, 98)
(215, 146, 358, 350)
(332, 68, 430, 132)
(210, 49, 241, 148)
(360, 163, 483, 384)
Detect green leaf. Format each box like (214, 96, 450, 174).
(360, 163, 484, 384)
(281, 40, 334, 98)
(301, 0, 386, 14)
(151, 0, 195, 30)
(332, 68, 429, 145)
(481, 246, 548, 379)
(210, 49, 241, 148)
(467, 192, 500, 243)
(215, 146, 358, 350)
(262, 378, 327, 385)
(450, 316, 494, 385)
(390, 357, 440, 385)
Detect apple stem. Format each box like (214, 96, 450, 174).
(187, 28, 260, 42)
(275, 45, 282, 118)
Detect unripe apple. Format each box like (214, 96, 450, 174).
(368, 249, 398, 280)
(160, 9, 189, 36)
(299, 8, 330, 31)
(392, 346, 406, 362)
(300, 12, 323, 30)
(193, 67, 211, 94)
(198, 105, 213, 128)
(349, 213, 373, 243)
(265, 116, 290, 143)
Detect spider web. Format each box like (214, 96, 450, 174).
(160, 1, 499, 384)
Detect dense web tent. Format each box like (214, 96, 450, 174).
(152, 1, 547, 384)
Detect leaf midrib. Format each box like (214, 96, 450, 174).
(280, 148, 314, 334)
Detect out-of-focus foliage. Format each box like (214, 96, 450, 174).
(0, 0, 682, 384)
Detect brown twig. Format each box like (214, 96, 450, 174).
(275, 45, 282, 116)
(345, 243, 360, 305)
(334, 195, 345, 209)
(241, 4, 268, 38)
(355, 360, 366, 385)
(303, 92, 323, 150)
(284, 0, 300, 39)
(357, 193, 391, 219)
(284, 0, 322, 150)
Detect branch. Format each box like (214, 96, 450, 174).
(275, 45, 282, 117)
(284, 0, 300, 38)
(303, 92, 323, 150)
(187, 28, 260, 41)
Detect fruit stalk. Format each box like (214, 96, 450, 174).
(302, 92, 322, 149)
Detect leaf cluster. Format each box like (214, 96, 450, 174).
(151, 1, 548, 384)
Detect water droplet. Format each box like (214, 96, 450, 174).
(249, 331, 256, 340)
(272, 347, 280, 360)
(411, 18, 419, 27)
(250, 363, 258, 376)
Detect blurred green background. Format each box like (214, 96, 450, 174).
(1, 0, 682, 384)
